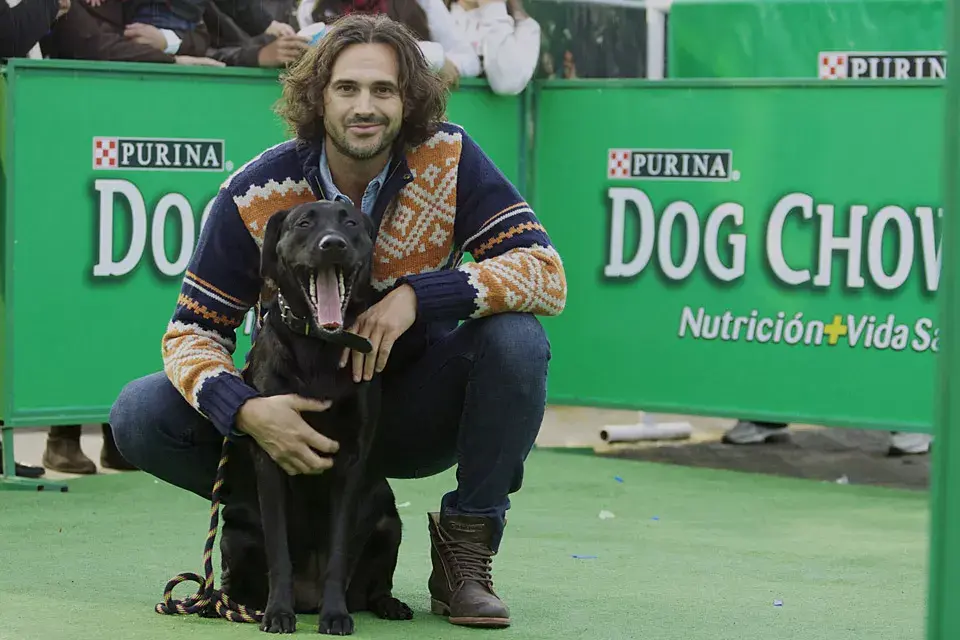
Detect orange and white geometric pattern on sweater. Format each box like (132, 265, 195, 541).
(234, 177, 316, 247)
(461, 243, 566, 318)
(371, 129, 462, 290)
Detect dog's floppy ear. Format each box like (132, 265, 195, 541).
(261, 209, 291, 283)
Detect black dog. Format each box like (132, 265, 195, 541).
(222, 200, 413, 634)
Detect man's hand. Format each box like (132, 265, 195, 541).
(265, 20, 297, 38)
(124, 23, 166, 51)
(506, 0, 529, 19)
(340, 284, 418, 383)
(236, 394, 340, 476)
(257, 35, 309, 67)
(175, 55, 226, 67)
(439, 57, 460, 88)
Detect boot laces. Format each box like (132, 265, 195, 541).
(441, 539, 494, 586)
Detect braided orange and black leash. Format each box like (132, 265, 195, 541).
(153, 436, 264, 624)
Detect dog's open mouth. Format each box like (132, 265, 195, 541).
(302, 266, 355, 333)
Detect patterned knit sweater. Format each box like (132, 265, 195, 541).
(162, 122, 567, 437)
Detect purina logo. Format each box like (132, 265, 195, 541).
(819, 51, 947, 80)
(92, 137, 226, 171)
(607, 148, 737, 182)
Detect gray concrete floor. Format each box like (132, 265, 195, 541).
(7, 407, 829, 481)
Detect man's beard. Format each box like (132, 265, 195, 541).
(327, 118, 398, 161)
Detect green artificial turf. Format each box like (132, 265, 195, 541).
(0, 449, 928, 640)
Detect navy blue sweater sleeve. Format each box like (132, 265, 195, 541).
(161, 184, 264, 437)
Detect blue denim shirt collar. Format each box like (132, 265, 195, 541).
(318, 140, 391, 215)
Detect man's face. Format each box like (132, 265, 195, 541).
(322, 43, 404, 161)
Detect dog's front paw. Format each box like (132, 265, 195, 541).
(371, 596, 413, 621)
(260, 607, 297, 633)
(318, 608, 354, 635)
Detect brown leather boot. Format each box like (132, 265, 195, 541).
(427, 512, 510, 628)
(42, 425, 96, 474)
(100, 423, 137, 471)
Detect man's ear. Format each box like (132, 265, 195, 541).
(261, 209, 291, 283)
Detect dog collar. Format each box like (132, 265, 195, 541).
(271, 295, 373, 354)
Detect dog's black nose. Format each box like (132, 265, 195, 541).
(319, 234, 348, 251)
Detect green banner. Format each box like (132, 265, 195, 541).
(0, 60, 522, 426)
(668, 0, 946, 79)
(535, 80, 942, 432)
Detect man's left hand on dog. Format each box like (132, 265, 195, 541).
(339, 282, 418, 383)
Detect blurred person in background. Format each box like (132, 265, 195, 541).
(203, 0, 310, 67)
(40, 0, 225, 64)
(1, 0, 70, 58)
(46, 0, 307, 68)
(296, 0, 479, 86)
(722, 420, 932, 457)
(113, 0, 299, 58)
(447, 0, 539, 95)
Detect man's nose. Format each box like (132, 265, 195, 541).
(353, 89, 374, 114)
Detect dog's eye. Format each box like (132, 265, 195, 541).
(296, 219, 311, 228)
(344, 219, 357, 227)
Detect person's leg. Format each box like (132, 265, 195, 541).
(108, 371, 223, 499)
(722, 420, 790, 445)
(371, 311, 550, 627)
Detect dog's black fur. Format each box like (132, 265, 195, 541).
(218, 201, 412, 635)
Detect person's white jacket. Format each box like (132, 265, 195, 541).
(449, 0, 540, 95)
(416, 0, 480, 77)
(295, 0, 481, 78)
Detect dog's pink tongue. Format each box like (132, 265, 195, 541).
(314, 268, 342, 330)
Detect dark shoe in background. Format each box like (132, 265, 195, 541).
(100, 423, 137, 470)
(0, 443, 46, 478)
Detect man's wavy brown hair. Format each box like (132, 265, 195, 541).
(274, 13, 448, 149)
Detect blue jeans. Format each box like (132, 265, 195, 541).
(109, 313, 550, 551)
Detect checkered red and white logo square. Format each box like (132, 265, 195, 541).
(93, 137, 119, 169)
(608, 149, 631, 179)
(819, 53, 848, 80)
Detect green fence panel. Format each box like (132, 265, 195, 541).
(928, 0, 959, 635)
(0, 71, 7, 426)
(534, 79, 942, 432)
(668, 0, 945, 79)
(0, 59, 523, 427)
